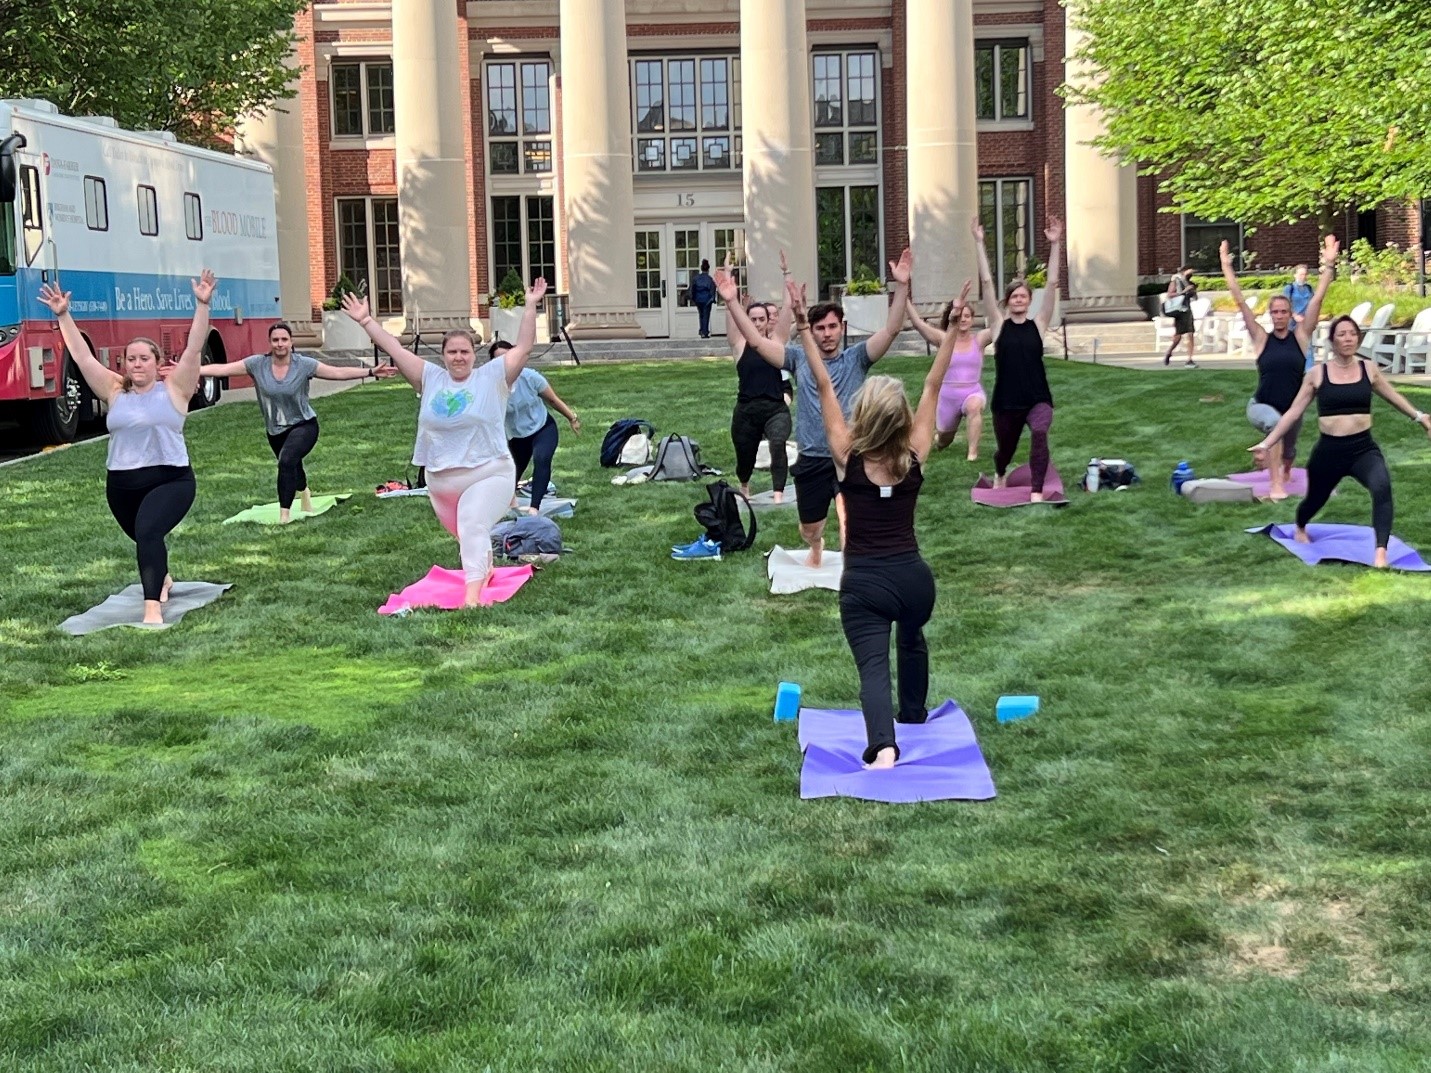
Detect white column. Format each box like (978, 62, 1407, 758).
(393, 0, 473, 331)
(906, 0, 979, 311)
(1063, 3, 1140, 319)
(559, 0, 643, 338)
(235, 57, 315, 339)
(740, 0, 816, 302)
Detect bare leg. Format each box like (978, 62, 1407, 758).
(160, 573, 173, 603)
(740, 481, 751, 498)
(1267, 441, 1287, 500)
(300, 488, 313, 513)
(800, 519, 827, 568)
(965, 398, 985, 462)
(1185, 332, 1197, 366)
(835, 494, 847, 550)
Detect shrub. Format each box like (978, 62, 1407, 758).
(321, 272, 362, 312)
(844, 269, 884, 297)
(490, 269, 526, 310)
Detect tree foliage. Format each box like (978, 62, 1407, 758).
(1066, 0, 1431, 224)
(0, 0, 307, 147)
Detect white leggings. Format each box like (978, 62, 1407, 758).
(425, 458, 517, 582)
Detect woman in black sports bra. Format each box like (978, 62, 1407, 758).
(1251, 315, 1431, 567)
(788, 276, 962, 769)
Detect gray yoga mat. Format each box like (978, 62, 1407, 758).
(748, 489, 797, 509)
(60, 582, 233, 635)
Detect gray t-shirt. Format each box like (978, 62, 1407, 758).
(243, 353, 321, 435)
(782, 340, 872, 458)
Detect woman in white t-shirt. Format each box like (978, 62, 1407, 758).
(342, 278, 548, 606)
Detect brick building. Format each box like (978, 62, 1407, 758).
(236, 0, 1415, 343)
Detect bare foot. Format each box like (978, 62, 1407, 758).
(992, 473, 1008, 489)
(521, 506, 540, 516)
(740, 483, 751, 498)
(279, 508, 293, 524)
(1374, 548, 1389, 569)
(160, 574, 174, 603)
(300, 489, 313, 513)
(772, 490, 784, 503)
(805, 542, 824, 569)
(866, 747, 897, 770)
(142, 599, 164, 625)
(1294, 527, 1312, 544)
(1030, 492, 1044, 503)
(1268, 486, 1288, 502)
(463, 576, 489, 607)
(966, 450, 979, 462)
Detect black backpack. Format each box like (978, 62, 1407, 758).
(600, 419, 655, 467)
(694, 480, 757, 552)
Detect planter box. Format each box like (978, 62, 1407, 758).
(842, 293, 888, 335)
(322, 310, 370, 351)
(488, 306, 523, 342)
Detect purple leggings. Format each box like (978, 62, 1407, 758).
(993, 403, 1054, 493)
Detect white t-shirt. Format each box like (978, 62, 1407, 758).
(412, 360, 512, 470)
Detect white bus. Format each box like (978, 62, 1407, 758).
(0, 99, 281, 442)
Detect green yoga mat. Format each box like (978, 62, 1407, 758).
(223, 494, 351, 525)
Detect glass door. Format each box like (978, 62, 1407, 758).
(669, 227, 701, 339)
(633, 228, 668, 337)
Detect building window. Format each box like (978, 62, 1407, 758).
(137, 185, 158, 236)
(712, 227, 747, 302)
(815, 185, 881, 300)
(184, 193, 203, 241)
(1183, 215, 1243, 273)
(979, 178, 1033, 295)
(331, 60, 396, 138)
(976, 41, 1030, 122)
(490, 195, 557, 293)
(631, 55, 742, 173)
(813, 50, 880, 167)
(337, 197, 402, 317)
(486, 60, 552, 175)
(83, 176, 108, 232)
(20, 164, 43, 265)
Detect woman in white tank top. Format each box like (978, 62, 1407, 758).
(39, 272, 217, 626)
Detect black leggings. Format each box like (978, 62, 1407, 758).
(731, 396, 792, 490)
(1296, 430, 1393, 548)
(508, 414, 559, 510)
(838, 552, 937, 763)
(105, 465, 196, 600)
(267, 418, 320, 510)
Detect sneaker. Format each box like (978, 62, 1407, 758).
(672, 537, 722, 561)
(671, 534, 707, 553)
(1184, 360, 1198, 369)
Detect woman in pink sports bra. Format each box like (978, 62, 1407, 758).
(907, 215, 1002, 460)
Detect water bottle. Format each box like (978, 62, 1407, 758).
(1171, 460, 1194, 494)
(1086, 459, 1101, 493)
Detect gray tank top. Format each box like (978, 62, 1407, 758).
(243, 353, 321, 435)
(106, 385, 189, 469)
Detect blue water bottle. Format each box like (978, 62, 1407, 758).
(1171, 461, 1194, 494)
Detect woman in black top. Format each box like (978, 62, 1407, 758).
(991, 217, 1063, 501)
(725, 271, 793, 501)
(1224, 236, 1336, 500)
(1162, 266, 1199, 367)
(1252, 315, 1431, 567)
(789, 277, 961, 769)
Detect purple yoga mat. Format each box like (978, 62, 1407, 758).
(1228, 467, 1309, 498)
(1247, 523, 1431, 571)
(971, 463, 1067, 507)
(798, 699, 996, 803)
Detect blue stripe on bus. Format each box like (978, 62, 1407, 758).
(0, 268, 280, 324)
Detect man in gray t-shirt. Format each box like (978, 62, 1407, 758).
(717, 250, 911, 565)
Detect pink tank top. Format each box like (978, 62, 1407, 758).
(942, 336, 985, 387)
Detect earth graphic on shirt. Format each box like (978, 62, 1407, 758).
(430, 388, 474, 419)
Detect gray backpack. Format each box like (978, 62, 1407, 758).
(491, 516, 567, 561)
(649, 434, 717, 481)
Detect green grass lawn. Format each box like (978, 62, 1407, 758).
(3, 356, 1430, 1072)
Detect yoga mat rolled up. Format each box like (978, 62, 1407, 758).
(1226, 467, 1309, 499)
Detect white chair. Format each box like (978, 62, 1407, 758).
(1349, 300, 1373, 326)
(1190, 297, 1220, 349)
(1358, 303, 1397, 366)
(1390, 306, 1431, 375)
(1153, 313, 1176, 353)
(1225, 294, 1264, 357)
(1313, 301, 1372, 363)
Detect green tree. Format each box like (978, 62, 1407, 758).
(1066, 0, 1431, 224)
(0, 0, 307, 147)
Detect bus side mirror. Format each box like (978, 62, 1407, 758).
(0, 134, 28, 203)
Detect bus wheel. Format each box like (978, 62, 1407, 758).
(189, 343, 221, 411)
(30, 356, 82, 443)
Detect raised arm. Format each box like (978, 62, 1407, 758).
(722, 255, 745, 359)
(970, 216, 1003, 346)
(500, 278, 549, 385)
(865, 247, 912, 362)
(164, 270, 215, 408)
(1368, 362, 1431, 434)
(1220, 240, 1267, 348)
(1294, 235, 1339, 351)
(770, 249, 795, 343)
(540, 385, 581, 433)
(1251, 371, 1319, 454)
(1034, 218, 1062, 335)
(342, 293, 428, 390)
(789, 279, 851, 465)
(912, 280, 970, 462)
(37, 284, 124, 403)
(906, 303, 945, 347)
(716, 267, 785, 365)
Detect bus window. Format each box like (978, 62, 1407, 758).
(19, 164, 43, 265)
(0, 205, 16, 275)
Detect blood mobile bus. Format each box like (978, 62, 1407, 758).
(0, 99, 280, 442)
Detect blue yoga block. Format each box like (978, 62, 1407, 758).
(773, 682, 802, 722)
(996, 695, 1040, 722)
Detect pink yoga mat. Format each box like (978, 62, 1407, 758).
(1228, 467, 1309, 498)
(378, 564, 534, 614)
(971, 463, 1067, 507)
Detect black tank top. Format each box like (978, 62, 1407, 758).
(1254, 331, 1305, 414)
(838, 452, 922, 558)
(736, 344, 786, 403)
(991, 319, 1053, 412)
(1316, 360, 1372, 417)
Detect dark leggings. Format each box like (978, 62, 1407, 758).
(267, 417, 320, 510)
(731, 397, 792, 490)
(993, 402, 1055, 492)
(838, 553, 937, 764)
(105, 465, 196, 600)
(508, 414, 559, 510)
(1296, 431, 1393, 548)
